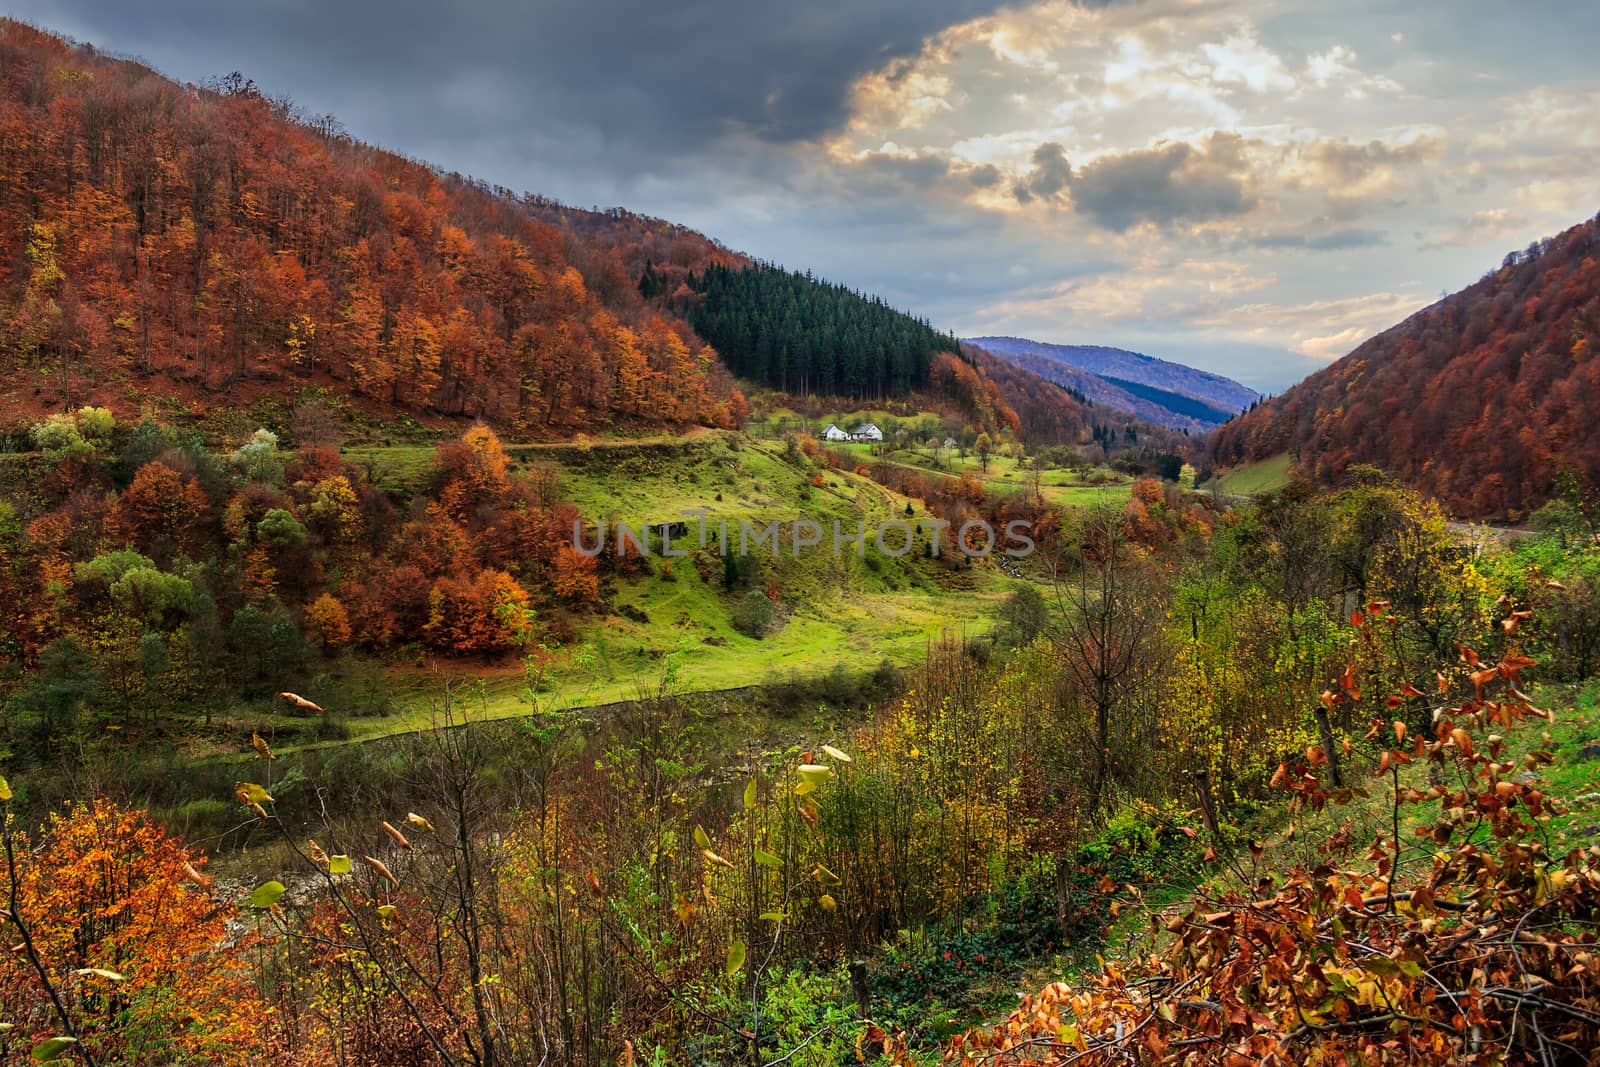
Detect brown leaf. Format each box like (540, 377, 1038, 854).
(381, 820, 412, 852)
(278, 691, 325, 714)
(361, 855, 399, 887)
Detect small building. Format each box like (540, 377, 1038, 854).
(822, 423, 850, 442)
(942, 437, 958, 449)
(852, 423, 884, 442)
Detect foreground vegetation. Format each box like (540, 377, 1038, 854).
(1, 417, 1597, 1063)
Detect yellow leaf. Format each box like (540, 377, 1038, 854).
(703, 849, 735, 869)
(73, 967, 125, 982)
(797, 764, 834, 785)
(234, 782, 274, 806)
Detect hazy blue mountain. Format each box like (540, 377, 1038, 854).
(968, 336, 1260, 430)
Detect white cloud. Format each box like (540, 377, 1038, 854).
(1202, 29, 1296, 94)
(1192, 291, 1428, 361)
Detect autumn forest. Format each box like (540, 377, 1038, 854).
(1, 14, 1599, 1067)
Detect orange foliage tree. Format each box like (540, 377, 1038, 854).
(0, 797, 272, 1064)
(423, 569, 532, 655)
(304, 592, 352, 651)
(114, 461, 212, 561)
(550, 544, 600, 603)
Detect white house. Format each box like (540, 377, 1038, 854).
(852, 423, 884, 442)
(822, 423, 850, 442)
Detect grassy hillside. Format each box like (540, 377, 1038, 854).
(827, 438, 1137, 509)
(1211, 451, 1293, 496)
(211, 430, 1017, 751)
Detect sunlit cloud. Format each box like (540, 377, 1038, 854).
(807, 0, 1600, 385)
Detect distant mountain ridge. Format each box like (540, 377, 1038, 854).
(967, 336, 1259, 432)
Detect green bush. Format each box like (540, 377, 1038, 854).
(732, 590, 775, 638)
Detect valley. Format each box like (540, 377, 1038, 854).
(0, 14, 1597, 1067)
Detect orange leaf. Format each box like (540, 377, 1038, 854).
(381, 821, 412, 852)
(362, 855, 399, 888)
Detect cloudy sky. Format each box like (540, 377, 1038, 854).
(10, 0, 1600, 391)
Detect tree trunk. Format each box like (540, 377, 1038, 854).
(1314, 704, 1343, 788)
(1192, 769, 1220, 837)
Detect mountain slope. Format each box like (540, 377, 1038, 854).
(0, 19, 1069, 449)
(0, 21, 761, 435)
(969, 336, 1258, 429)
(970, 344, 1222, 433)
(965, 346, 1196, 458)
(1209, 213, 1600, 519)
(685, 262, 964, 400)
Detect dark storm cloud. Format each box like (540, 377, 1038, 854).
(11, 0, 1013, 168)
(1011, 142, 1073, 204)
(1068, 135, 1256, 231)
(966, 163, 1002, 188)
(1008, 134, 1256, 230)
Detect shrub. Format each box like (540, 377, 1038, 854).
(732, 589, 775, 638)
